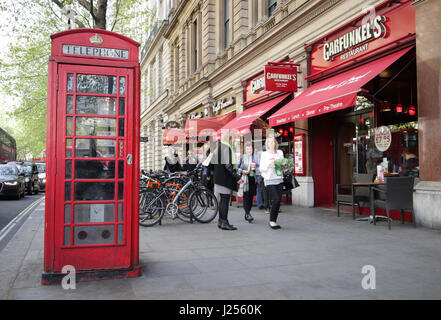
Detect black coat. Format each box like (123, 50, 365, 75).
(212, 142, 241, 191)
(164, 155, 182, 172)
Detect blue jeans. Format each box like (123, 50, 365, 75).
(256, 179, 269, 209)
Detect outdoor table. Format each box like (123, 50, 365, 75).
(352, 182, 388, 223)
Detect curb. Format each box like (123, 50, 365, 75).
(0, 198, 45, 300)
(0, 197, 45, 245)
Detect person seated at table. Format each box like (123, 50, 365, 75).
(399, 147, 419, 177)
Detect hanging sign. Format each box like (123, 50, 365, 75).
(165, 121, 180, 129)
(264, 65, 298, 92)
(374, 126, 391, 152)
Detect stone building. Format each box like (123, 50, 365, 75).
(140, 0, 441, 229)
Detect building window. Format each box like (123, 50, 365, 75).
(224, 0, 230, 48)
(268, 0, 277, 16)
(158, 47, 163, 94)
(193, 20, 198, 71)
(174, 42, 180, 92)
(251, 0, 258, 26)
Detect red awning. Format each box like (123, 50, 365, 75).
(268, 47, 413, 127)
(185, 112, 236, 137)
(221, 94, 290, 135)
(162, 129, 186, 145)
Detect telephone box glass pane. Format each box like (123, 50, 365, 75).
(76, 96, 116, 115)
(65, 182, 71, 201)
(64, 227, 71, 246)
(118, 203, 123, 222)
(74, 225, 114, 245)
(75, 139, 116, 158)
(118, 118, 125, 137)
(66, 117, 73, 136)
(67, 74, 74, 92)
(119, 77, 126, 95)
(119, 98, 125, 116)
(118, 160, 124, 178)
(75, 160, 115, 179)
(118, 182, 124, 200)
(66, 160, 72, 179)
(76, 117, 116, 137)
(74, 203, 115, 223)
(77, 74, 117, 95)
(66, 139, 72, 157)
(67, 95, 73, 114)
(65, 204, 71, 224)
(74, 182, 115, 201)
(117, 225, 123, 244)
(118, 140, 124, 158)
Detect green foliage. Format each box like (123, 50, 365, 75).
(274, 158, 295, 176)
(0, 0, 154, 158)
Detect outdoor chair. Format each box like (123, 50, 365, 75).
(371, 176, 416, 230)
(336, 173, 373, 219)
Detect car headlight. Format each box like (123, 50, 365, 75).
(4, 181, 18, 186)
(25, 178, 30, 182)
(43, 179, 46, 183)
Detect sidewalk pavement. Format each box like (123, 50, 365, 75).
(1, 199, 441, 300)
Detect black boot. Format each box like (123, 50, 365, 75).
(219, 219, 237, 230)
(244, 213, 254, 223)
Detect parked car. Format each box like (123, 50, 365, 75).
(8, 161, 40, 195)
(0, 164, 25, 199)
(35, 162, 46, 192)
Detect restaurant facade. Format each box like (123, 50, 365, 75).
(140, 0, 441, 229)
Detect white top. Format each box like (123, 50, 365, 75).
(259, 150, 284, 186)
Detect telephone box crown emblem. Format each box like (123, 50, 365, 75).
(90, 33, 103, 45)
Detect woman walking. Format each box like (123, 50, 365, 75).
(238, 142, 258, 223)
(212, 131, 241, 230)
(259, 136, 284, 229)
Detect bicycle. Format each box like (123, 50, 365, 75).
(139, 165, 218, 226)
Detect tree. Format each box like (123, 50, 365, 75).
(0, 0, 154, 159)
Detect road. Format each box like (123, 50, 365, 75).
(0, 193, 44, 252)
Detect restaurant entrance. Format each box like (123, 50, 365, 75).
(311, 48, 418, 208)
(311, 113, 334, 206)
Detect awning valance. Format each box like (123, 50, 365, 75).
(221, 94, 290, 135)
(185, 112, 236, 137)
(268, 47, 412, 127)
(162, 129, 186, 145)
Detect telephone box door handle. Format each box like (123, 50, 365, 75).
(127, 154, 133, 165)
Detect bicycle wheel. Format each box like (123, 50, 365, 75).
(139, 191, 164, 227)
(174, 190, 194, 223)
(189, 188, 218, 223)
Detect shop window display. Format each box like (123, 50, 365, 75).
(338, 50, 419, 182)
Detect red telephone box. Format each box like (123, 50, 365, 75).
(42, 29, 141, 284)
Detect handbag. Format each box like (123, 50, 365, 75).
(283, 172, 300, 191)
(237, 174, 248, 197)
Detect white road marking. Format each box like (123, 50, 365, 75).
(0, 197, 45, 243)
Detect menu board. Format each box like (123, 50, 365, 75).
(294, 134, 305, 176)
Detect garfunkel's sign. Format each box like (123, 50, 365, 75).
(323, 15, 386, 61)
(264, 65, 298, 92)
(308, 1, 415, 77)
